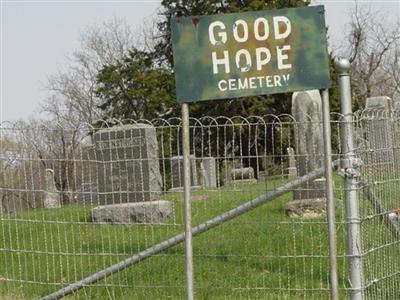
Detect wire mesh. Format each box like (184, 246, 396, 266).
(355, 108, 400, 299)
(0, 110, 397, 299)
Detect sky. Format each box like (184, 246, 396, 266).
(1, 0, 399, 122)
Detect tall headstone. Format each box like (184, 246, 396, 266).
(89, 124, 162, 205)
(364, 96, 395, 168)
(44, 169, 61, 208)
(286, 90, 326, 217)
(171, 155, 198, 188)
(200, 157, 217, 188)
(292, 90, 325, 199)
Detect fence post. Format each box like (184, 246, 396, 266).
(336, 59, 364, 300)
(321, 89, 339, 300)
(181, 103, 195, 300)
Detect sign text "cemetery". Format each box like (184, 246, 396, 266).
(171, 6, 331, 102)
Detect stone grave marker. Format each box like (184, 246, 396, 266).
(365, 96, 395, 169)
(257, 171, 267, 181)
(286, 90, 327, 217)
(286, 147, 297, 178)
(79, 145, 98, 205)
(200, 157, 217, 188)
(365, 96, 392, 109)
(92, 200, 173, 224)
(88, 124, 162, 205)
(228, 166, 257, 186)
(44, 169, 61, 208)
(222, 160, 234, 185)
(170, 155, 199, 189)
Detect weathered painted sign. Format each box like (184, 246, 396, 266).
(171, 5, 331, 102)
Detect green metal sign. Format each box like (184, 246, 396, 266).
(171, 5, 331, 103)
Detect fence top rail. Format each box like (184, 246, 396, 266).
(1, 112, 358, 132)
(3, 107, 399, 131)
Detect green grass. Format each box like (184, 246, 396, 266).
(0, 176, 398, 299)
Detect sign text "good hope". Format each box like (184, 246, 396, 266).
(209, 16, 292, 75)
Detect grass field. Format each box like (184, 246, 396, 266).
(0, 176, 398, 299)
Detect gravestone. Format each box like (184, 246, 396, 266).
(79, 182, 98, 205)
(90, 124, 162, 205)
(91, 200, 173, 224)
(228, 166, 257, 186)
(44, 169, 61, 208)
(170, 155, 198, 188)
(233, 159, 242, 168)
(366, 96, 392, 110)
(200, 157, 217, 188)
(79, 145, 98, 205)
(286, 147, 297, 178)
(364, 96, 395, 169)
(222, 160, 234, 185)
(394, 100, 400, 111)
(286, 90, 326, 217)
(231, 167, 254, 180)
(257, 171, 267, 181)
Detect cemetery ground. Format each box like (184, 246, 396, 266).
(0, 173, 398, 299)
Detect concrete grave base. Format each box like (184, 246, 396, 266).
(191, 195, 209, 202)
(284, 198, 340, 218)
(168, 185, 202, 192)
(91, 200, 173, 224)
(227, 179, 257, 186)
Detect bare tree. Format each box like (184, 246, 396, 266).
(339, 5, 400, 105)
(0, 128, 47, 211)
(14, 115, 86, 205)
(45, 17, 139, 124)
(0, 136, 22, 212)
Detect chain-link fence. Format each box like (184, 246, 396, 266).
(0, 109, 399, 299)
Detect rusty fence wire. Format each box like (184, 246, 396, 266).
(0, 110, 399, 299)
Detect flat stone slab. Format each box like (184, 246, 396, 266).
(168, 185, 202, 192)
(91, 200, 173, 224)
(284, 198, 340, 218)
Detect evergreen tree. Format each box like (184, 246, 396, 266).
(95, 50, 176, 120)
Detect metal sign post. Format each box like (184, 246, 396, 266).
(181, 102, 194, 300)
(321, 89, 339, 300)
